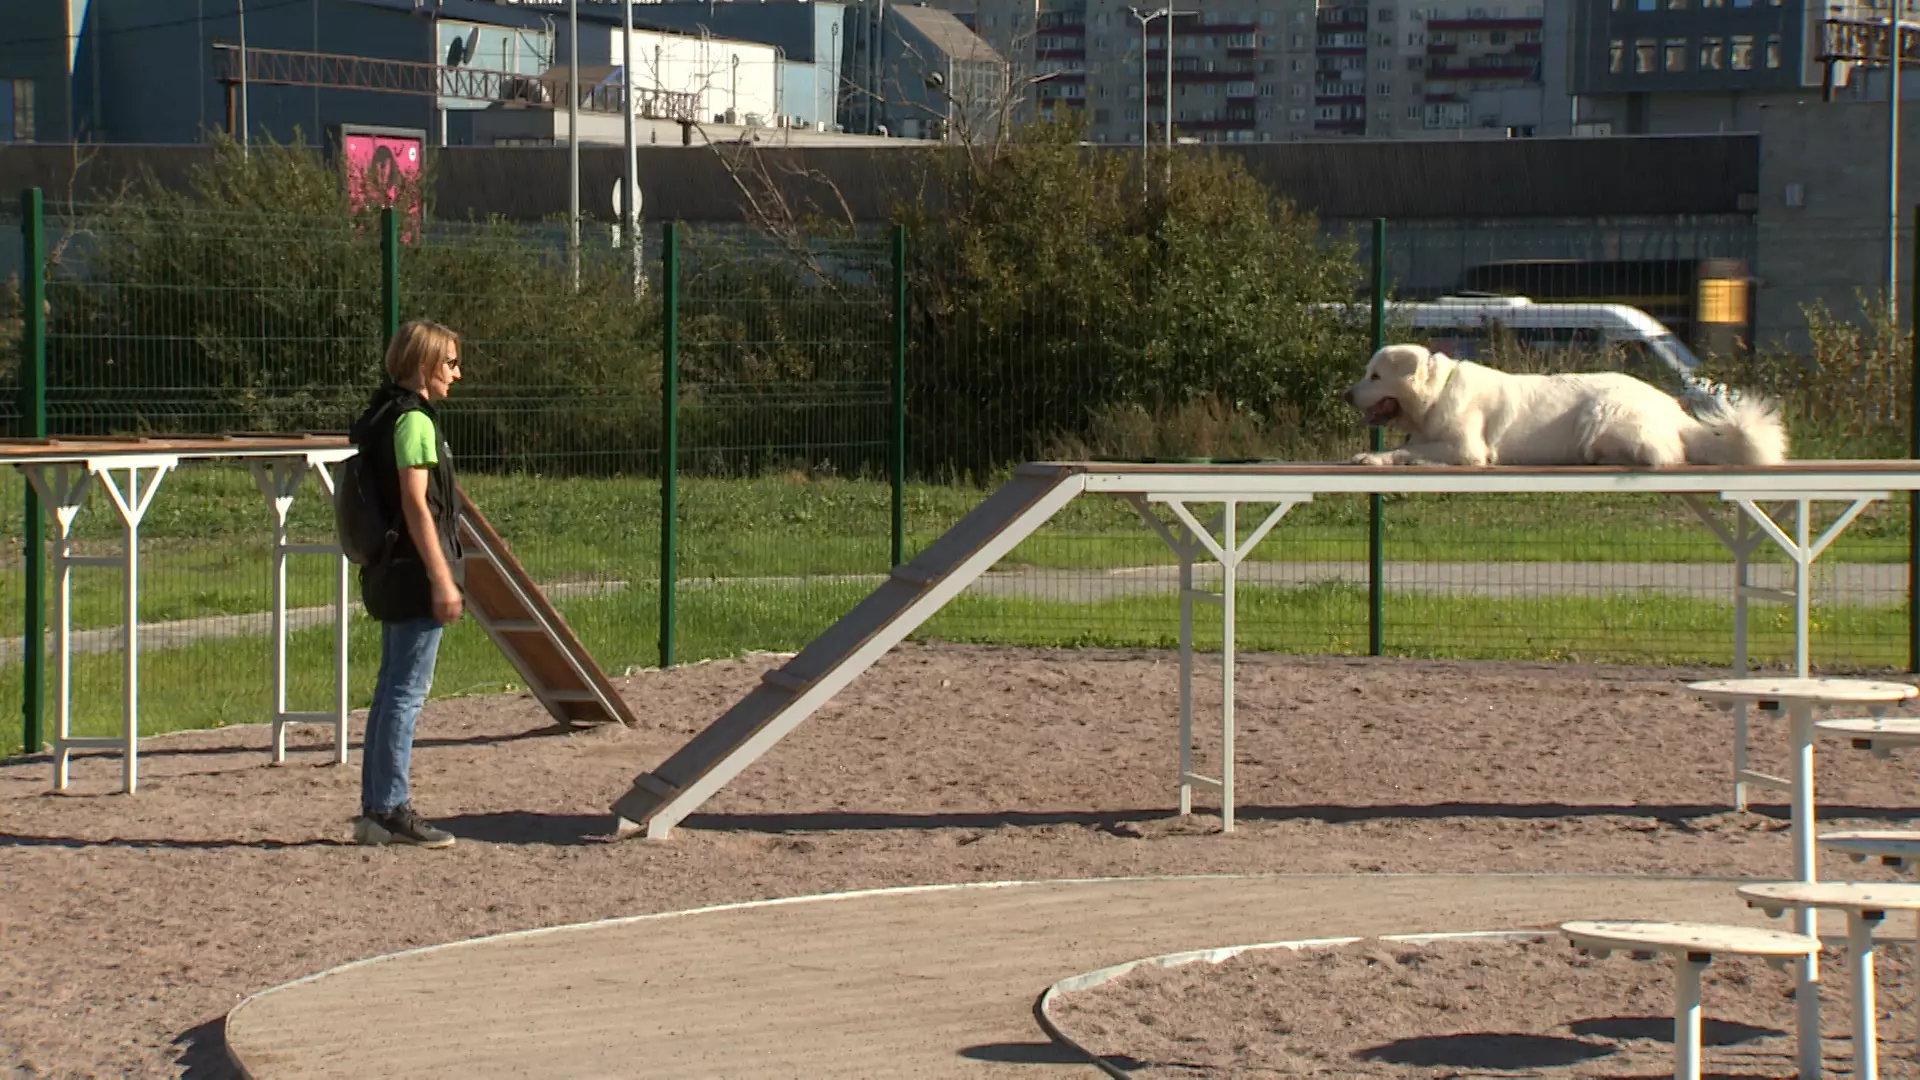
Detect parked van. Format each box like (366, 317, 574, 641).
(1324, 295, 1726, 404)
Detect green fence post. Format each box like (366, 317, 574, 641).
(660, 222, 679, 670)
(19, 188, 46, 755)
(1368, 217, 1386, 658)
(891, 224, 906, 570)
(1909, 203, 1919, 673)
(381, 207, 400, 341)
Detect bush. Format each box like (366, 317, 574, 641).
(898, 117, 1372, 474)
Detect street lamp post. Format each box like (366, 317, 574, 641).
(1126, 6, 1196, 195)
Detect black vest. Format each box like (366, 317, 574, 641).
(349, 381, 464, 622)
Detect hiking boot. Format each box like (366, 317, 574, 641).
(355, 804, 455, 849)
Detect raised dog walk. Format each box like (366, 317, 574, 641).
(610, 459, 1920, 840)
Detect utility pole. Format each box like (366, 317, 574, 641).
(238, 0, 250, 155)
(622, 0, 641, 297)
(1166, 8, 1195, 187)
(569, 0, 580, 292)
(1892, 0, 1905, 322)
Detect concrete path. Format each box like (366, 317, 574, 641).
(5, 562, 1906, 665)
(224, 873, 1796, 1080)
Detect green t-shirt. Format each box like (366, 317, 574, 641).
(394, 410, 439, 469)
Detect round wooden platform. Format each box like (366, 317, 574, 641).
(224, 874, 1787, 1080)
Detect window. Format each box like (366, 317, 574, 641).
(1407, 31, 1425, 45)
(1636, 0, 1656, 9)
(1377, 7, 1395, 20)
(1634, 38, 1657, 74)
(1407, 104, 1421, 119)
(1699, 36, 1723, 70)
(1665, 38, 1687, 71)
(1609, 39, 1625, 73)
(1730, 33, 1754, 70)
(1375, 57, 1392, 69)
(1376, 81, 1393, 94)
(1765, 33, 1782, 68)
(1227, 31, 1256, 47)
(1, 80, 33, 143)
(1490, 30, 1508, 44)
(1261, 10, 1277, 23)
(1290, 107, 1307, 120)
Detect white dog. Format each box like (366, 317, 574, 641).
(1343, 344, 1788, 467)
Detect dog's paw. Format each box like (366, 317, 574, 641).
(1349, 451, 1394, 466)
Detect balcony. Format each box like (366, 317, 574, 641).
(1428, 65, 1535, 80)
(1179, 116, 1258, 131)
(1428, 17, 1542, 31)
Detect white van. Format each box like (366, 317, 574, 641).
(1324, 295, 1725, 404)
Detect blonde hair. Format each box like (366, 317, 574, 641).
(383, 319, 460, 385)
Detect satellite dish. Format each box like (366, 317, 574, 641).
(447, 27, 480, 67)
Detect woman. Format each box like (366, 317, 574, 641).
(350, 319, 464, 848)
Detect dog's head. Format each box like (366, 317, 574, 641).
(1344, 344, 1446, 430)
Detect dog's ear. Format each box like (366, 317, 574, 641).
(1375, 344, 1428, 378)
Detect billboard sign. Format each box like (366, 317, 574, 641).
(336, 125, 425, 236)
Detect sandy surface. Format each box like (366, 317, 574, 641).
(5, 643, 1920, 1078)
(1050, 935, 1917, 1078)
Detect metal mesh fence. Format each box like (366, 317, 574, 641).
(1, 174, 1914, 757)
(666, 225, 898, 665)
(398, 217, 663, 693)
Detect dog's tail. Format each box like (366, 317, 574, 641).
(1681, 395, 1789, 466)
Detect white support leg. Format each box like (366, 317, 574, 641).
(250, 457, 352, 766)
(91, 462, 172, 795)
(1151, 495, 1308, 833)
(1126, 495, 1212, 820)
(1674, 952, 1707, 1080)
(1686, 491, 1885, 815)
(1220, 502, 1237, 833)
(22, 463, 104, 792)
(309, 461, 351, 766)
(1849, 911, 1881, 1080)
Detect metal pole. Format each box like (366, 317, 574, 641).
(1369, 217, 1387, 657)
(891, 224, 907, 570)
(20, 188, 46, 756)
(1910, 201, 1919, 672)
(568, 0, 580, 293)
(1893, 0, 1904, 321)
(622, 0, 640, 298)
(238, 0, 250, 156)
(1135, 11, 1149, 189)
(381, 207, 400, 341)
(660, 222, 679, 669)
(1164, 10, 1174, 185)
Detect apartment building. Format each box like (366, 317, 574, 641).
(1567, 0, 1821, 135)
(931, 0, 1564, 142)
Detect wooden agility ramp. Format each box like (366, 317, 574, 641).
(458, 488, 638, 729)
(610, 464, 1084, 837)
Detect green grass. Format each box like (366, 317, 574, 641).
(0, 468, 1908, 637)
(2, 580, 1906, 758)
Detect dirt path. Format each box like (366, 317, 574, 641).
(6, 643, 1920, 1078)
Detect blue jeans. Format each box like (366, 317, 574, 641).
(361, 618, 443, 817)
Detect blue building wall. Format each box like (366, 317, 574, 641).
(0, 0, 573, 147)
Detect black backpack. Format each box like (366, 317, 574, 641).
(334, 398, 402, 566)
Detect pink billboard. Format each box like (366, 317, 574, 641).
(340, 126, 424, 236)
